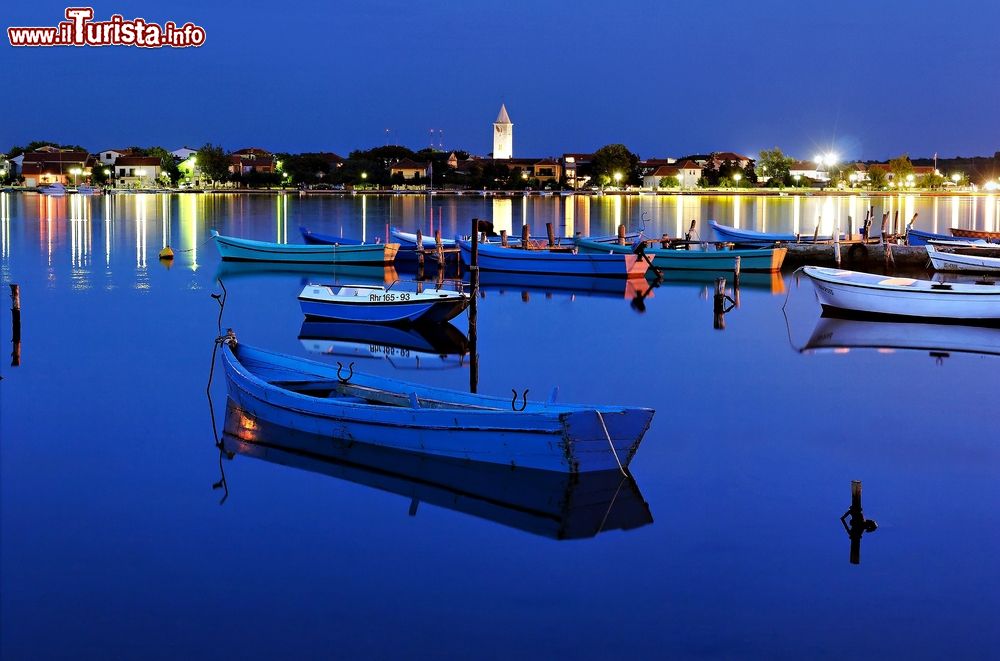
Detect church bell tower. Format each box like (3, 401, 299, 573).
(493, 104, 513, 159)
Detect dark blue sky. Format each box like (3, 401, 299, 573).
(3, 1, 998, 161)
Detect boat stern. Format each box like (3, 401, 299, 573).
(558, 408, 654, 473)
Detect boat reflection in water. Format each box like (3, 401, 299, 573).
(215, 261, 399, 285)
(220, 401, 653, 540)
(473, 270, 657, 310)
(658, 269, 786, 295)
(298, 320, 470, 371)
(800, 310, 1000, 360)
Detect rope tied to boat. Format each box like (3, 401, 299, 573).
(595, 410, 627, 477)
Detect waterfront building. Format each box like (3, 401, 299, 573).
(114, 155, 161, 186)
(19, 149, 91, 187)
(390, 159, 430, 179)
(642, 160, 703, 189)
(229, 147, 276, 175)
(171, 146, 198, 160)
(562, 153, 594, 189)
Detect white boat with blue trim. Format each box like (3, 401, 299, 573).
(298, 282, 469, 324)
(804, 266, 1000, 321)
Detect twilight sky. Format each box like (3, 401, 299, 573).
(2, 0, 998, 161)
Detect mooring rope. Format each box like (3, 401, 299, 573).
(596, 410, 627, 477)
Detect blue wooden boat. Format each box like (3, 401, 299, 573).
(300, 226, 366, 245)
(391, 228, 458, 248)
(574, 236, 786, 272)
(211, 230, 398, 264)
(220, 402, 652, 539)
(298, 282, 469, 324)
(457, 239, 649, 278)
(221, 339, 654, 473)
(906, 227, 956, 246)
(709, 220, 843, 244)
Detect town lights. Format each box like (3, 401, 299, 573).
(613, 171, 622, 187)
(733, 173, 742, 187)
(70, 167, 82, 185)
(985, 181, 999, 192)
(361, 172, 367, 179)
(905, 174, 915, 187)
(952, 173, 961, 183)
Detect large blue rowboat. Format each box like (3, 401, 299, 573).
(709, 220, 843, 245)
(457, 239, 649, 278)
(574, 236, 786, 272)
(298, 282, 469, 324)
(221, 340, 654, 473)
(212, 230, 398, 264)
(220, 402, 652, 539)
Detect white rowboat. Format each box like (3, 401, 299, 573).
(803, 266, 1000, 322)
(926, 245, 1000, 273)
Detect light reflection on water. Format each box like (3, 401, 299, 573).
(0, 191, 998, 659)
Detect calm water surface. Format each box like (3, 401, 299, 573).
(1, 192, 998, 659)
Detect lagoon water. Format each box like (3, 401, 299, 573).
(1, 191, 998, 659)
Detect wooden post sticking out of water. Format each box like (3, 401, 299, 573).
(685, 220, 696, 242)
(732, 256, 741, 308)
(880, 212, 889, 244)
(833, 225, 842, 267)
(469, 218, 480, 394)
(892, 209, 900, 238)
(713, 277, 727, 330)
(908, 212, 919, 233)
(617, 224, 626, 245)
(846, 215, 853, 240)
(813, 219, 821, 244)
(500, 230, 508, 247)
(521, 224, 530, 250)
(546, 222, 555, 247)
(434, 230, 444, 269)
(10, 283, 20, 367)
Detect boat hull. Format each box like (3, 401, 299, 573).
(300, 227, 366, 246)
(458, 240, 648, 278)
(906, 228, 955, 246)
(927, 245, 1000, 273)
(574, 237, 786, 272)
(804, 266, 1000, 321)
(710, 220, 839, 244)
(222, 344, 654, 473)
(213, 231, 398, 264)
(299, 296, 468, 324)
(951, 227, 1000, 242)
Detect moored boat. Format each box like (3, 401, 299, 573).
(803, 265, 1000, 322)
(298, 281, 469, 324)
(39, 182, 66, 196)
(391, 228, 458, 248)
(300, 226, 367, 245)
(710, 220, 842, 245)
(211, 230, 398, 264)
(926, 244, 1000, 273)
(457, 239, 648, 278)
(220, 339, 655, 473)
(906, 227, 957, 246)
(574, 236, 786, 272)
(951, 227, 1000, 242)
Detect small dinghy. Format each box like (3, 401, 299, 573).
(803, 266, 1000, 322)
(299, 226, 366, 246)
(457, 239, 649, 278)
(219, 338, 654, 474)
(212, 230, 398, 264)
(927, 245, 1000, 273)
(710, 220, 843, 245)
(298, 282, 469, 324)
(951, 227, 1000, 242)
(906, 227, 957, 246)
(574, 236, 786, 272)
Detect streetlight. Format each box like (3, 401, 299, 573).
(733, 173, 742, 188)
(951, 173, 961, 185)
(905, 174, 915, 188)
(137, 169, 146, 187)
(70, 167, 82, 186)
(613, 171, 622, 189)
(794, 174, 802, 186)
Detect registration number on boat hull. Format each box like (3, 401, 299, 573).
(369, 293, 411, 302)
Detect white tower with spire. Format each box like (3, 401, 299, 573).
(493, 104, 513, 159)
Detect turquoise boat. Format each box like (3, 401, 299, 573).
(574, 236, 786, 272)
(211, 230, 398, 264)
(221, 338, 654, 473)
(709, 220, 843, 245)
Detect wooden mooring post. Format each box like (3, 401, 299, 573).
(617, 224, 626, 245)
(500, 229, 508, 247)
(434, 229, 445, 269)
(10, 283, 20, 367)
(469, 218, 480, 394)
(841, 479, 878, 565)
(546, 222, 555, 247)
(521, 224, 530, 249)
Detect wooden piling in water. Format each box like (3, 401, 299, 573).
(546, 222, 555, 247)
(10, 283, 20, 367)
(500, 230, 508, 247)
(892, 209, 900, 237)
(521, 224, 530, 250)
(617, 224, 626, 245)
(469, 218, 479, 394)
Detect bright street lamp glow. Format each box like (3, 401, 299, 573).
(361, 172, 367, 179)
(985, 181, 999, 192)
(905, 174, 915, 183)
(613, 172, 622, 182)
(103, 168, 110, 175)
(951, 173, 961, 183)
(814, 154, 823, 165)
